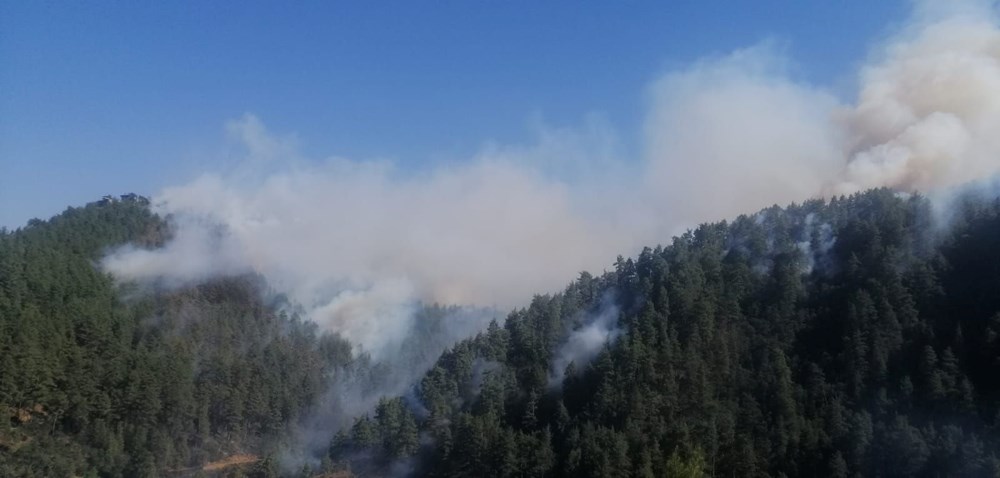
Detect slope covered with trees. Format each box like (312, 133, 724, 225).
(0, 199, 356, 477)
(4, 188, 1000, 477)
(0, 198, 496, 477)
(331, 189, 1000, 477)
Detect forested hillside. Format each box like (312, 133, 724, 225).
(330, 189, 1000, 477)
(0, 199, 357, 477)
(0, 198, 495, 477)
(3, 189, 1000, 477)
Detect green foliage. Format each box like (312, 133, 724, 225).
(333, 188, 1000, 477)
(0, 199, 354, 476)
(664, 448, 707, 478)
(7, 188, 1000, 477)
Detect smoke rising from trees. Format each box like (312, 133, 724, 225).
(104, 0, 1000, 359)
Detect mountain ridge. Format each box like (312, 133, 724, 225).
(2, 188, 999, 477)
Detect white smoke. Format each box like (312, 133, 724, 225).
(795, 213, 837, 275)
(103, 0, 1000, 357)
(103, 114, 641, 354)
(642, 43, 844, 230)
(835, 1, 1000, 195)
(102, 213, 252, 286)
(548, 297, 621, 387)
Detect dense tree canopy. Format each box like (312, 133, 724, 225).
(0, 199, 354, 477)
(331, 189, 1000, 477)
(3, 188, 1000, 477)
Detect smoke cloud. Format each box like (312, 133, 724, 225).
(103, 114, 641, 354)
(642, 43, 844, 230)
(549, 296, 621, 387)
(104, 0, 1000, 373)
(836, 0, 1000, 195)
(796, 213, 837, 275)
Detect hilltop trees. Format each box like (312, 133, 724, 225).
(0, 200, 355, 476)
(4, 188, 1000, 477)
(330, 189, 1000, 477)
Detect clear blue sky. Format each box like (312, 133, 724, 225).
(0, 1, 908, 229)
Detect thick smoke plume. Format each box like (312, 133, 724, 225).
(836, 1, 1000, 195)
(102, 115, 638, 353)
(103, 0, 1000, 419)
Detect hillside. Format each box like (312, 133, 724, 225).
(330, 189, 1000, 477)
(0, 199, 357, 476)
(3, 188, 1000, 477)
(0, 198, 491, 477)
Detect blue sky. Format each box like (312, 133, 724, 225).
(0, 1, 908, 229)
